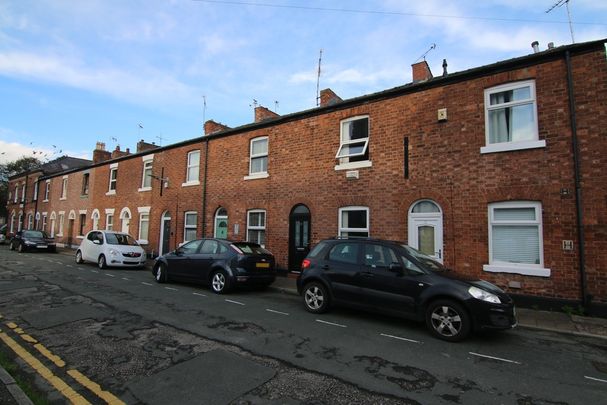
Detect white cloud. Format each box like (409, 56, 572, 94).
(0, 51, 199, 107)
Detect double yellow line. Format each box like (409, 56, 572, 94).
(0, 314, 124, 405)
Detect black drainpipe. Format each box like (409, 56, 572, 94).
(201, 138, 209, 237)
(565, 50, 589, 307)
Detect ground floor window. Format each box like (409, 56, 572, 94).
(484, 201, 550, 277)
(338, 206, 369, 238)
(106, 214, 114, 231)
(57, 214, 65, 236)
(139, 213, 150, 243)
(184, 211, 197, 242)
(247, 210, 266, 246)
(78, 214, 86, 236)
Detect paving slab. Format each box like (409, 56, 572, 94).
(0, 281, 40, 292)
(20, 304, 108, 329)
(127, 349, 275, 405)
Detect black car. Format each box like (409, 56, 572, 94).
(297, 238, 516, 342)
(9, 230, 57, 253)
(152, 239, 276, 294)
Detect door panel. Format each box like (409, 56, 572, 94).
(409, 218, 443, 263)
(324, 242, 363, 304)
(289, 205, 311, 271)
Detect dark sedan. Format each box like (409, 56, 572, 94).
(9, 230, 57, 253)
(297, 238, 516, 342)
(152, 239, 276, 294)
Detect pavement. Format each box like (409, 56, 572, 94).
(1, 247, 606, 404)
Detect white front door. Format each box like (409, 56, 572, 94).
(408, 200, 444, 263)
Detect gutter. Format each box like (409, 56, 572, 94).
(201, 138, 209, 236)
(565, 50, 589, 307)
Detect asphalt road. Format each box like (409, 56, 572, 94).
(0, 247, 606, 404)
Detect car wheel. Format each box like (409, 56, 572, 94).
(98, 254, 107, 269)
(211, 270, 231, 294)
(154, 263, 168, 283)
(302, 282, 330, 314)
(75, 250, 84, 264)
(17, 243, 24, 253)
(425, 299, 471, 342)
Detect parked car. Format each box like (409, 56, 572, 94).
(0, 224, 6, 245)
(297, 238, 516, 342)
(152, 239, 276, 294)
(76, 230, 147, 269)
(8, 230, 56, 253)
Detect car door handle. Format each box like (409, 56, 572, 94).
(361, 272, 374, 278)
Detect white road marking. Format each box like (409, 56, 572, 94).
(266, 309, 289, 316)
(165, 287, 178, 291)
(142, 282, 153, 286)
(316, 319, 347, 328)
(469, 352, 521, 365)
(78, 267, 86, 271)
(380, 333, 422, 344)
(66, 265, 73, 268)
(55, 261, 62, 265)
(91, 270, 99, 273)
(47, 260, 54, 263)
(225, 299, 245, 306)
(122, 278, 130, 281)
(585, 376, 607, 384)
(192, 292, 207, 297)
(105, 273, 115, 278)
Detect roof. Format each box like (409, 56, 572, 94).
(8, 156, 92, 180)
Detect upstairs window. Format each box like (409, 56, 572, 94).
(108, 167, 118, 193)
(247, 137, 268, 178)
(14, 185, 18, 203)
(185, 150, 200, 184)
(44, 181, 50, 201)
(336, 116, 369, 164)
(33, 179, 39, 201)
(60, 177, 68, 200)
(141, 160, 153, 190)
(482, 80, 544, 154)
(21, 184, 25, 202)
(82, 173, 90, 195)
(338, 206, 369, 238)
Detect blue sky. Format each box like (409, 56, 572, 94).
(1, 0, 606, 163)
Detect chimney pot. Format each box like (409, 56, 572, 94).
(532, 41, 540, 53)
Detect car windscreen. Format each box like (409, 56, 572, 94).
(401, 245, 446, 272)
(23, 230, 49, 238)
(231, 242, 271, 255)
(106, 233, 139, 246)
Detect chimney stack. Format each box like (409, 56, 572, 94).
(532, 41, 540, 53)
(204, 120, 231, 135)
(411, 60, 433, 83)
(111, 145, 130, 159)
(136, 139, 159, 153)
(93, 142, 111, 164)
(319, 88, 343, 107)
(254, 106, 280, 123)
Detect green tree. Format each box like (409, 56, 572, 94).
(0, 157, 42, 222)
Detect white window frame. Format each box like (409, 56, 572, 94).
(17, 213, 23, 231)
(483, 201, 550, 277)
(60, 176, 68, 200)
(107, 163, 118, 195)
(27, 213, 33, 230)
(138, 213, 150, 244)
(106, 214, 114, 231)
(335, 115, 372, 171)
(183, 211, 198, 243)
(246, 209, 266, 246)
(42, 213, 48, 232)
(57, 212, 65, 236)
(245, 137, 269, 180)
(13, 185, 18, 203)
(481, 80, 545, 154)
(20, 184, 25, 203)
(33, 178, 39, 201)
(338, 206, 370, 238)
(81, 172, 90, 195)
(10, 213, 15, 234)
(91, 209, 100, 230)
(183, 150, 201, 186)
(35, 212, 40, 229)
(139, 158, 153, 192)
(43, 180, 50, 202)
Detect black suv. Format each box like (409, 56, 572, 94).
(296, 238, 516, 342)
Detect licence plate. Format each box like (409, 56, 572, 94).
(256, 262, 270, 268)
(36, 245, 48, 249)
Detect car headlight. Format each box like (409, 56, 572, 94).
(109, 249, 119, 256)
(468, 286, 501, 304)
(25, 241, 37, 245)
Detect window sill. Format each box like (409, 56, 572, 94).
(480, 140, 546, 154)
(138, 239, 149, 245)
(181, 181, 200, 187)
(42, 199, 48, 203)
(244, 173, 269, 181)
(138, 187, 152, 192)
(60, 197, 67, 201)
(105, 190, 116, 196)
(77, 235, 84, 239)
(334, 160, 372, 171)
(483, 264, 551, 277)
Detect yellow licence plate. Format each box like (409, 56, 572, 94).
(256, 262, 270, 268)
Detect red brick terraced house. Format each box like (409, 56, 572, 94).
(5, 38, 607, 315)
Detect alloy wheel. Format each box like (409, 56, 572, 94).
(212, 272, 225, 292)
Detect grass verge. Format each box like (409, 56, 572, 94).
(0, 349, 51, 405)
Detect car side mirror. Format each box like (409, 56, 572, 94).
(389, 263, 404, 275)
(93, 239, 101, 245)
(175, 248, 184, 256)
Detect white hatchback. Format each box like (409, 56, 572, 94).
(76, 230, 147, 269)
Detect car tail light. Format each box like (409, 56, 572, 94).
(301, 259, 311, 272)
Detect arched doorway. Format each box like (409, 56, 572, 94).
(408, 200, 444, 263)
(289, 204, 311, 271)
(214, 207, 228, 239)
(120, 208, 131, 234)
(159, 211, 171, 256)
